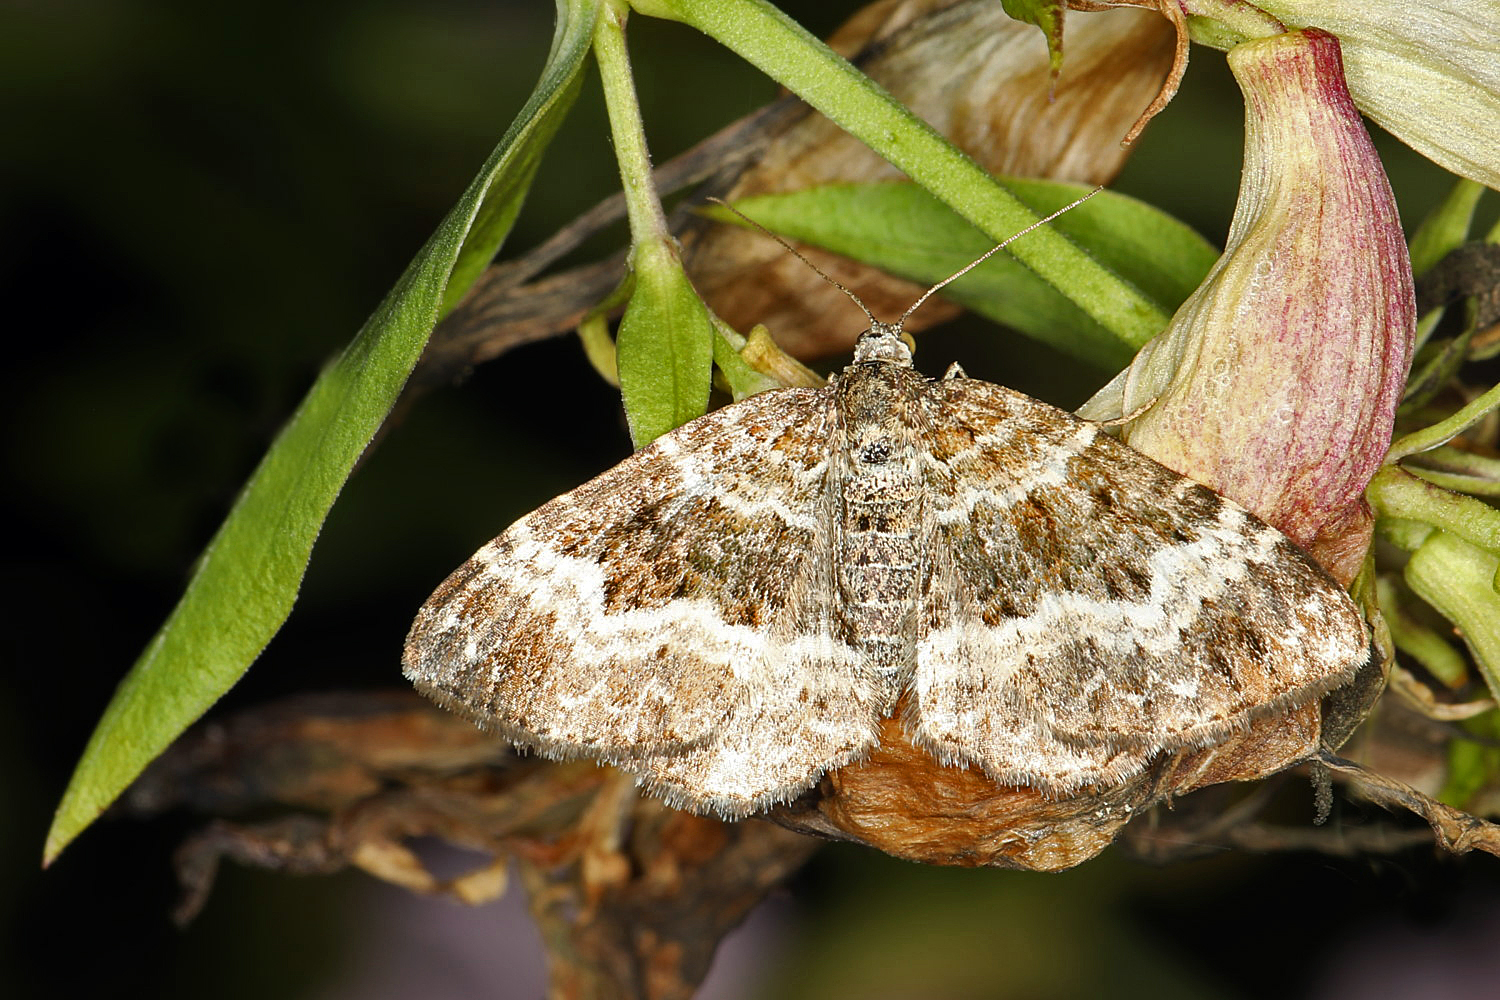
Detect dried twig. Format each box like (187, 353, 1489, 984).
(1317, 749, 1500, 858)
(129, 691, 820, 1000)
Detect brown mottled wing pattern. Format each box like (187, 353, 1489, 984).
(403, 387, 883, 817)
(910, 378, 1368, 793)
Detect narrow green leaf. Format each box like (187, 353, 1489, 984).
(44, 0, 604, 865)
(1407, 465, 1500, 499)
(1405, 446, 1500, 498)
(722, 180, 1218, 368)
(1409, 177, 1485, 277)
(709, 317, 783, 400)
(1387, 380, 1500, 462)
(576, 273, 636, 387)
(616, 239, 716, 447)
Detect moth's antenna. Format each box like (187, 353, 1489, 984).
(706, 197, 878, 329)
(709, 187, 1104, 332)
(897, 185, 1105, 328)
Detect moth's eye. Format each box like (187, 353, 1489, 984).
(860, 440, 892, 465)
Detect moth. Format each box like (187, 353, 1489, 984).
(403, 201, 1368, 819)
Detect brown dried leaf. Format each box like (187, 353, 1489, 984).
(130, 692, 819, 999)
(778, 690, 1348, 870)
(1068, 0, 1191, 143)
(1155, 702, 1323, 795)
(124, 690, 516, 815)
(824, 0, 951, 56)
(770, 700, 1153, 872)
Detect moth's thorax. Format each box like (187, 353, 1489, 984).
(833, 357, 928, 690)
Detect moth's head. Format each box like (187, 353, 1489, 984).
(853, 321, 914, 366)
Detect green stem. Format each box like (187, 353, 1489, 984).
(1388, 381, 1500, 462)
(1369, 465, 1500, 556)
(632, 0, 1169, 349)
(1377, 576, 1470, 689)
(596, 0, 670, 244)
(1405, 532, 1500, 700)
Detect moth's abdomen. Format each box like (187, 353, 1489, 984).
(837, 452, 924, 690)
(831, 362, 930, 692)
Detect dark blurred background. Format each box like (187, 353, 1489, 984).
(5, 2, 1497, 998)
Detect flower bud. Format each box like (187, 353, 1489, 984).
(1085, 28, 1415, 584)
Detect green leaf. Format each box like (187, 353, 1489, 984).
(616, 238, 716, 447)
(1388, 379, 1500, 462)
(632, 0, 1171, 349)
(722, 180, 1218, 368)
(709, 318, 784, 400)
(1409, 177, 1485, 277)
(44, 0, 604, 865)
(1441, 710, 1500, 809)
(999, 0, 1066, 80)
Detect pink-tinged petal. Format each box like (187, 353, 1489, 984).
(1083, 29, 1415, 583)
(1257, 0, 1500, 189)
